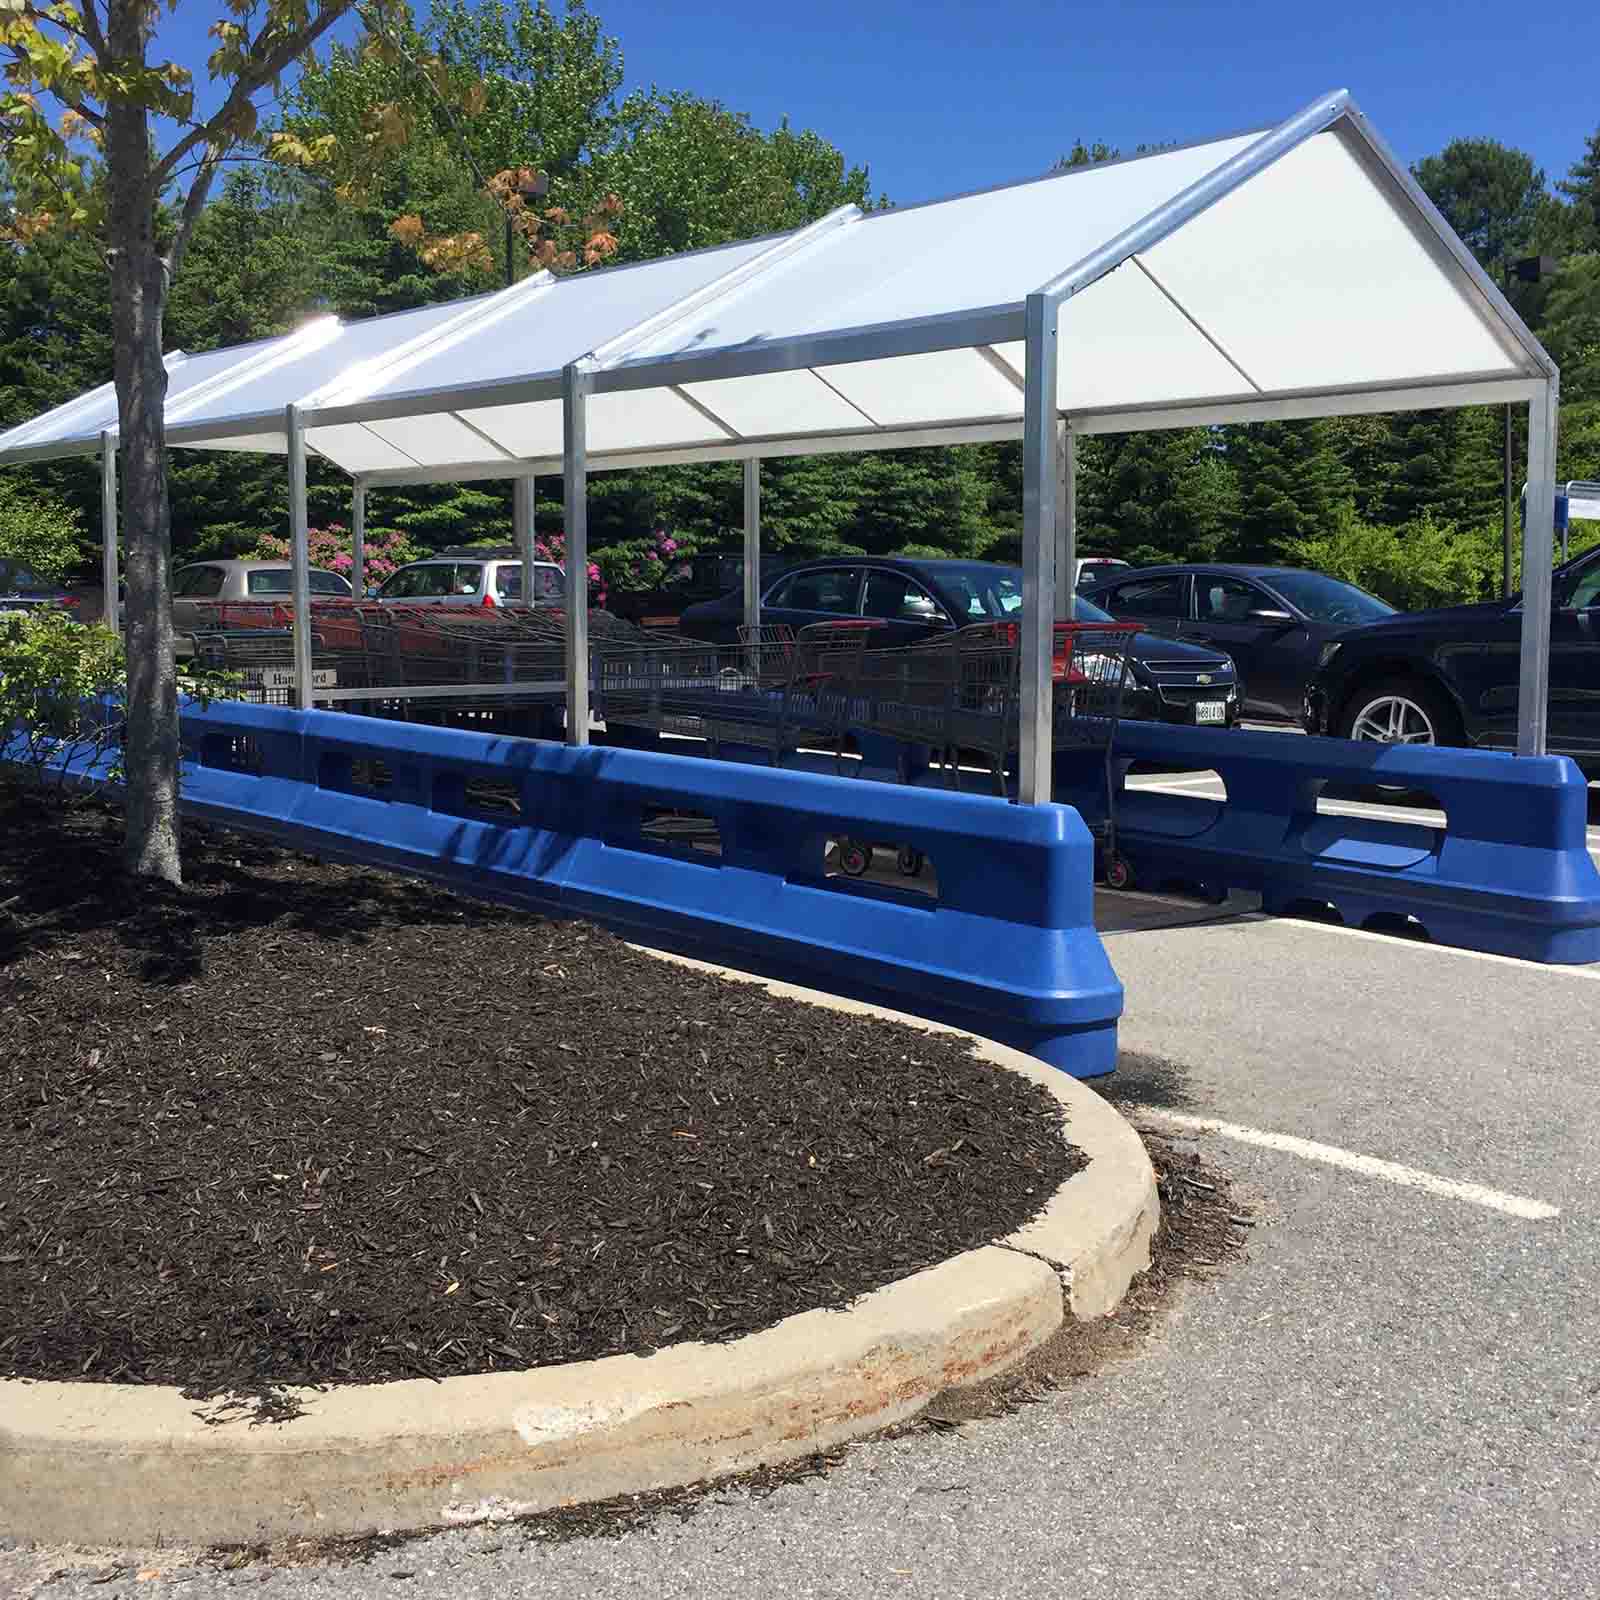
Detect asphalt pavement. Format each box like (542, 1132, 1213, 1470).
(6, 753, 1600, 1599)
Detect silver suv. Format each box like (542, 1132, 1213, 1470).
(375, 556, 565, 608)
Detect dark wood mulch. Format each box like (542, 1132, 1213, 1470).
(0, 793, 1080, 1405)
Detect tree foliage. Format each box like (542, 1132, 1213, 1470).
(0, 471, 83, 578)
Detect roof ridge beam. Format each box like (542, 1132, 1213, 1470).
(304, 271, 559, 416)
(1032, 87, 1352, 309)
(587, 203, 862, 370)
(163, 318, 342, 429)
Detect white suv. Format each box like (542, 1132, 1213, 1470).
(375, 555, 565, 608)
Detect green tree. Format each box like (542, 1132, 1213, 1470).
(3, 0, 371, 882)
(1220, 420, 1355, 556)
(1539, 255, 1600, 406)
(1556, 126, 1600, 249)
(0, 473, 83, 578)
(1076, 428, 1240, 564)
(1412, 138, 1547, 276)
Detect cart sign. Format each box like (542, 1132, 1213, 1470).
(242, 667, 337, 692)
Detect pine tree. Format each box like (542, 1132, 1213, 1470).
(1556, 126, 1600, 249)
(1220, 421, 1355, 556)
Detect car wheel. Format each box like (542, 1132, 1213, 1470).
(1337, 677, 1461, 749)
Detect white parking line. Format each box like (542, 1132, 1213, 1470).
(1130, 1107, 1561, 1220)
(1235, 910, 1600, 976)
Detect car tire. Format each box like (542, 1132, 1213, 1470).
(1335, 675, 1462, 749)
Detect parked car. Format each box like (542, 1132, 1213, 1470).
(607, 552, 800, 630)
(1304, 542, 1600, 772)
(0, 559, 106, 622)
(678, 556, 1243, 729)
(374, 551, 566, 608)
(1079, 563, 1396, 722)
(1073, 555, 1128, 588)
(170, 559, 353, 634)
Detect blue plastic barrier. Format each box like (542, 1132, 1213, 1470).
(5, 701, 1124, 1077)
(1054, 723, 1600, 964)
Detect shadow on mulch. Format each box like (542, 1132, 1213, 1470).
(0, 792, 1080, 1412)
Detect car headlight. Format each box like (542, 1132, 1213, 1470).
(1317, 641, 1343, 669)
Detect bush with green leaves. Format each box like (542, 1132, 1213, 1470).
(0, 476, 85, 583)
(0, 609, 126, 795)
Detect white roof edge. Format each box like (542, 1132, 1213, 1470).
(1033, 88, 1353, 305)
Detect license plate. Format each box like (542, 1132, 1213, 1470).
(242, 667, 338, 691)
(1194, 700, 1226, 725)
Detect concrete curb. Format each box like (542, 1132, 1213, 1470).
(1, 958, 1157, 1549)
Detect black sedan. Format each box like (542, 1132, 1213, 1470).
(1078, 563, 1396, 722)
(678, 556, 1244, 729)
(1305, 543, 1600, 773)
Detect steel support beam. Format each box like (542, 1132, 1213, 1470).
(286, 404, 313, 711)
(1019, 292, 1059, 805)
(743, 457, 761, 637)
(514, 475, 537, 610)
(562, 363, 594, 742)
(1055, 421, 1077, 622)
(351, 482, 367, 598)
(1516, 375, 1559, 756)
(99, 432, 118, 632)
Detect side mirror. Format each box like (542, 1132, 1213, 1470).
(1247, 607, 1294, 625)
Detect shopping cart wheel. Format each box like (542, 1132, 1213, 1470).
(1104, 854, 1135, 891)
(837, 839, 871, 877)
(895, 846, 924, 878)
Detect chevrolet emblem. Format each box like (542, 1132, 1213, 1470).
(1196, 673, 1212, 684)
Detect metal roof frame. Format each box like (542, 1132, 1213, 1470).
(0, 87, 1564, 775)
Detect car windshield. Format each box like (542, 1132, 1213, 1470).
(939, 564, 1114, 624)
(1266, 572, 1394, 623)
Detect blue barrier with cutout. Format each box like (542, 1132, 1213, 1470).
(4, 700, 1123, 1077)
(1053, 723, 1600, 963)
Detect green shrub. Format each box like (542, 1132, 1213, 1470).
(0, 476, 85, 583)
(0, 609, 126, 795)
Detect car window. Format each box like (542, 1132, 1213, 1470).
(1265, 572, 1393, 623)
(377, 567, 417, 599)
(862, 570, 947, 623)
(308, 570, 352, 596)
(450, 562, 484, 596)
(246, 569, 293, 596)
(1106, 576, 1185, 619)
(1566, 559, 1600, 609)
(768, 567, 861, 613)
(399, 564, 458, 598)
(495, 563, 521, 597)
(187, 566, 228, 597)
(1197, 576, 1266, 623)
(937, 565, 1025, 620)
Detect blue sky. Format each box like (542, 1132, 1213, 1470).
(156, 0, 1597, 206)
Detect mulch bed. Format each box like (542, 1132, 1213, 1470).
(0, 792, 1080, 1408)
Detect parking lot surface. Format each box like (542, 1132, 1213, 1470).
(8, 852, 1597, 1600)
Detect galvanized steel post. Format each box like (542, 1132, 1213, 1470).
(514, 475, 537, 610)
(1020, 292, 1059, 805)
(99, 431, 118, 632)
(563, 363, 594, 742)
(351, 482, 366, 598)
(743, 458, 761, 637)
(286, 404, 313, 711)
(1517, 375, 1559, 756)
(1055, 421, 1076, 623)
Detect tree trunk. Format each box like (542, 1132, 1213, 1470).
(106, 4, 182, 885)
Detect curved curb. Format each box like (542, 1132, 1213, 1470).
(1, 958, 1156, 1549)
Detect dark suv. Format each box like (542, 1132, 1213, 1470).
(1304, 544, 1600, 772)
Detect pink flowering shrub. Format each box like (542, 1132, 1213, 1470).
(245, 524, 421, 587)
(531, 533, 607, 609)
(596, 527, 696, 593)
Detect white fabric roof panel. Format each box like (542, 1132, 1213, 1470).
(0, 91, 1554, 483)
(620, 135, 1265, 363)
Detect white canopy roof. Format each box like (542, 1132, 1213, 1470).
(0, 88, 1555, 486)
